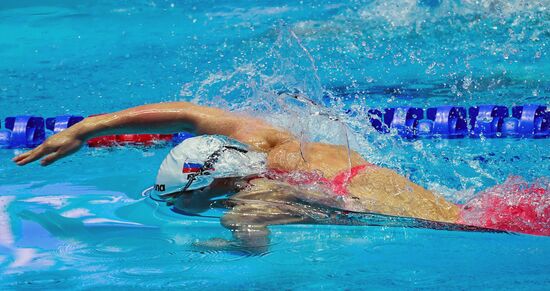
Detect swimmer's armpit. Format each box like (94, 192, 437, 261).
(13, 102, 295, 166)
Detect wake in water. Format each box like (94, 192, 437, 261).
(460, 176, 550, 236)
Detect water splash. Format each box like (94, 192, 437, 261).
(460, 176, 550, 235)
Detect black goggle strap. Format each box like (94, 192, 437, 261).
(181, 145, 248, 192)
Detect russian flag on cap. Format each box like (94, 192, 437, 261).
(183, 162, 202, 173)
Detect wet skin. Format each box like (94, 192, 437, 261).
(13, 101, 461, 252)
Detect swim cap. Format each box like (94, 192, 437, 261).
(150, 135, 267, 200)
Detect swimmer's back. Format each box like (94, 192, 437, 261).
(264, 140, 460, 223)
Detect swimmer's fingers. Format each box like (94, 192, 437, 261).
(13, 145, 51, 166)
(12, 150, 32, 163)
(40, 142, 82, 166)
(40, 151, 62, 166)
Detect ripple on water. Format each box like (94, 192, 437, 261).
(80, 247, 253, 289)
(93, 235, 177, 254)
(52, 233, 256, 287)
(175, 248, 249, 270)
(260, 226, 354, 265)
(52, 233, 179, 270)
(2, 270, 80, 290)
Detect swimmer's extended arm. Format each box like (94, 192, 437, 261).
(13, 102, 294, 166)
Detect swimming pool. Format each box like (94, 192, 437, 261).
(1, 0, 549, 289)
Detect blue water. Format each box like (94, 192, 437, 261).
(1, 0, 549, 289)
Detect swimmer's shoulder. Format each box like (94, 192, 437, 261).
(229, 122, 296, 152)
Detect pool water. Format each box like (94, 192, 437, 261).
(1, 0, 549, 289)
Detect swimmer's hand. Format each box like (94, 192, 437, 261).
(12, 129, 84, 166)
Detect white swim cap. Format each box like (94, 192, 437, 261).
(150, 135, 267, 200)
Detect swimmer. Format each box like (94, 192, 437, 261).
(12, 101, 549, 252)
